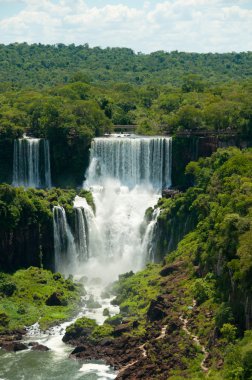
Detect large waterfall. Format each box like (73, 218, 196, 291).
(54, 136, 172, 279)
(86, 136, 172, 190)
(13, 137, 51, 188)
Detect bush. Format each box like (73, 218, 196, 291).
(105, 314, 123, 326)
(215, 303, 234, 329)
(221, 323, 237, 343)
(64, 317, 97, 341)
(0, 312, 10, 327)
(103, 308, 110, 317)
(0, 274, 17, 297)
(191, 278, 212, 305)
(242, 349, 252, 379)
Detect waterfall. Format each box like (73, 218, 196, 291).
(54, 136, 172, 279)
(13, 136, 52, 188)
(53, 206, 77, 274)
(73, 196, 96, 262)
(141, 208, 160, 263)
(86, 136, 172, 190)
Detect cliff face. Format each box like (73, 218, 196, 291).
(0, 139, 13, 184)
(171, 135, 251, 189)
(50, 139, 90, 188)
(0, 223, 54, 272)
(154, 195, 198, 261)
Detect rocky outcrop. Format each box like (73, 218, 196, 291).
(46, 292, 67, 306)
(147, 296, 168, 322)
(31, 343, 50, 351)
(1, 341, 28, 352)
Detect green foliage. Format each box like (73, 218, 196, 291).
(215, 303, 234, 329)
(155, 148, 252, 379)
(65, 316, 113, 343)
(221, 323, 238, 343)
(160, 149, 252, 322)
(218, 331, 252, 379)
(91, 324, 114, 342)
(102, 308, 110, 317)
(105, 314, 123, 326)
(191, 278, 213, 305)
(0, 46, 252, 146)
(0, 184, 93, 271)
(0, 267, 83, 332)
(111, 264, 161, 319)
(0, 273, 17, 296)
(0, 44, 251, 88)
(0, 312, 10, 327)
(65, 316, 97, 338)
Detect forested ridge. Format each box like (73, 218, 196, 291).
(0, 44, 252, 88)
(0, 45, 252, 139)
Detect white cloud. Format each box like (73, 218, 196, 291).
(0, 0, 251, 52)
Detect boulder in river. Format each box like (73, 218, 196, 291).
(1, 341, 28, 352)
(31, 344, 50, 351)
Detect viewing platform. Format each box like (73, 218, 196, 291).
(113, 125, 137, 133)
(107, 125, 239, 138)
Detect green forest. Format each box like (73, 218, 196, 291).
(0, 44, 251, 139)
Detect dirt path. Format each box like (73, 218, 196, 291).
(179, 301, 209, 372)
(117, 324, 168, 377)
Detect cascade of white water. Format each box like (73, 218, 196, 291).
(141, 207, 161, 263)
(73, 196, 97, 262)
(53, 206, 77, 274)
(54, 136, 172, 279)
(86, 136, 172, 190)
(13, 136, 52, 188)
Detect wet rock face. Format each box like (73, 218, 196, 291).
(0, 329, 26, 351)
(1, 342, 28, 352)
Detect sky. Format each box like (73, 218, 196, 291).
(0, 0, 251, 53)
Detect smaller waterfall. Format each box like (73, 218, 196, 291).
(13, 136, 52, 188)
(53, 206, 77, 274)
(142, 208, 160, 263)
(73, 196, 96, 262)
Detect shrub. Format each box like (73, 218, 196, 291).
(221, 323, 237, 343)
(0, 312, 10, 327)
(215, 303, 234, 329)
(105, 314, 123, 326)
(191, 278, 212, 305)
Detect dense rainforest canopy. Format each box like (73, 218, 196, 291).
(0, 44, 252, 140)
(0, 44, 252, 88)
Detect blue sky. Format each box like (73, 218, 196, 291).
(0, 0, 251, 53)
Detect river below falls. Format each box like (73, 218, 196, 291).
(0, 284, 119, 380)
